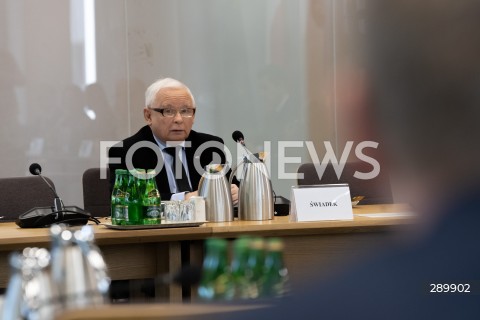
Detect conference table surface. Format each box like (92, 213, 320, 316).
(55, 303, 268, 320)
(0, 204, 411, 248)
(0, 204, 413, 301)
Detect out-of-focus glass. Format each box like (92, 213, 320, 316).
(180, 200, 195, 222)
(164, 201, 179, 222)
(189, 196, 206, 222)
(164, 200, 195, 222)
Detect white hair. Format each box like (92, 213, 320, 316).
(145, 77, 195, 108)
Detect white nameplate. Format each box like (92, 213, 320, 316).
(289, 184, 353, 222)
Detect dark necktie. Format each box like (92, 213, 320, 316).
(163, 146, 192, 193)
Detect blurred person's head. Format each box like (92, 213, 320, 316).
(144, 78, 196, 142)
(366, 0, 480, 210)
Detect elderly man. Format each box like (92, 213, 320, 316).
(109, 78, 238, 203)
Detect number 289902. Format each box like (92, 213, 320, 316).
(429, 283, 470, 293)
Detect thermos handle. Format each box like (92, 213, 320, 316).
(228, 163, 242, 185)
(198, 175, 205, 190)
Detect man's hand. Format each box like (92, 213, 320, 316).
(231, 184, 239, 205)
(185, 191, 199, 200)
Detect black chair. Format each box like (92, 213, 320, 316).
(0, 176, 57, 222)
(297, 162, 393, 205)
(82, 168, 111, 217)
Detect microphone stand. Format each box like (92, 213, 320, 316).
(36, 173, 65, 220)
(18, 163, 101, 228)
(237, 139, 261, 163)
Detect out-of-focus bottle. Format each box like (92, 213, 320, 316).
(198, 238, 229, 300)
(111, 169, 128, 225)
(227, 237, 252, 300)
(125, 170, 143, 225)
(262, 238, 289, 298)
(244, 237, 265, 299)
(142, 169, 161, 225)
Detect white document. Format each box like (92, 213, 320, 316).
(290, 184, 353, 222)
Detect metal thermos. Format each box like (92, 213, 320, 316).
(230, 160, 274, 221)
(198, 165, 234, 222)
(50, 224, 110, 310)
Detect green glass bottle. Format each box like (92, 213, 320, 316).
(125, 170, 142, 225)
(111, 169, 128, 225)
(142, 169, 161, 225)
(226, 237, 252, 300)
(262, 238, 289, 298)
(135, 168, 147, 196)
(198, 238, 229, 300)
(244, 237, 266, 299)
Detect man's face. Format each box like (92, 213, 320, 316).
(144, 87, 195, 142)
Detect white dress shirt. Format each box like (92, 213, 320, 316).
(152, 135, 192, 200)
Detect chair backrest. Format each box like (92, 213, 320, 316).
(0, 176, 56, 222)
(82, 168, 111, 217)
(297, 162, 393, 205)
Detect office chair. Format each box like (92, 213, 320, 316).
(297, 161, 393, 205)
(0, 176, 57, 222)
(82, 168, 111, 217)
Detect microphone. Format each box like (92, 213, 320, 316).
(29, 163, 64, 215)
(232, 130, 246, 146)
(16, 164, 99, 228)
(231, 130, 260, 163)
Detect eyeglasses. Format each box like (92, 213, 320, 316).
(150, 107, 196, 118)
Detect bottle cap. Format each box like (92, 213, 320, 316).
(146, 169, 157, 179)
(129, 169, 145, 179)
(249, 237, 265, 250)
(233, 237, 251, 251)
(205, 238, 227, 250)
(266, 238, 284, 251)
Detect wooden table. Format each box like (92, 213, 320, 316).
(0, 220, 211, 301)
(55, 303, 267, 320)
(0, 204, 412, 301)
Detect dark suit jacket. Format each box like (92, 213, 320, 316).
(108, 125, 227, 200)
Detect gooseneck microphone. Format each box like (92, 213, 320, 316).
(29, 163, 64, 217)
(232, 130, 260, 163)
(232, 130, 246, 146)
(16, 164, 100, 228)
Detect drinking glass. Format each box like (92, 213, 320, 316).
(180, 201, 195, 222)
(164, 201, 179, 222)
